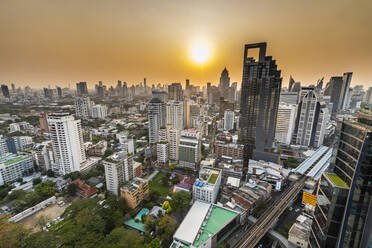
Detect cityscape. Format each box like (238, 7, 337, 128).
(0, 1, 371, 248)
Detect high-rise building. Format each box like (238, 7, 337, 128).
(324, 72, 353, 113)
(56, 86, 62, 98)
(239, 42, 282, 167)
(280, 91, 299, 105)
(219, 68, 230, 94)
(275, 103, 296, 145)
(293, 89, 330, 147)
(1, 85, 10, 98)
(365, 87, 372, 105)
(178, 129, 201, 170)
(223, 110, 234, 131)
(168, 83, 183, 101)
(43, 88, 53, 98)
(310, 109, 372, 248)
(33, 141, 54, 172)
(47, 113, 86, 175)
(75, 96, 92, 119)
(288, 75, 295, 91)
(168, 127, 180, 162)
(39, 112, 50, 132)
(76, 82, 88, 96)
(166, 100, 184, 130)
(148, 98, 166, 144)
(157, 127, 168, 165)
(152, 90, 168, 102)
(91, 104, 107, 119)
(103, 151, 134, 195)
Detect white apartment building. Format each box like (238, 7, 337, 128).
(116, 131, 135, 154)
(9, 123, 20, 133)
(33, 141, 54, 172)
(157, 128, 168, 165)
(168, 127, 180, 162)
(91, 104, 108, 119)
(275, 103, 297, 144)
(223, 110, 235, 131)
(103, 151, 134, 195)
(193, 167, 222, 203)
(48, 113, 86, 175)
(167, 100, 184, 130)
(75, 96, 92, 119)
(0, 153, 34, 186)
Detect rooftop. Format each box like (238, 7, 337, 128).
(173, 201, 239, 247)
(0, 153, 32, 166)
(326, 173, 349, 188)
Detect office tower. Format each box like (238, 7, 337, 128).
(91, 104, 107, 119)
(280, 91, 299, 105)
(223, 110, 234, 131)
(168, 127, 180, 162)
(43, 88, 53, 98)
(365, 87, 372, 105)
(144, 77, 147, 90)
(75, 96, 92, 119)
(178, 129, 201, 170)
(229, 82, 238, 102)
(292, 82, 301, 92)
(11, 83, 15, 93)
(152, 90, 168, 102)
(288, 76, 295, 91)
(293, 89, 330, 147)
(103, 151, 134, 196)
(168, 83, 183, 101)
(56, 86, 62, 97)
(310, 109, 372, 248)
(1, 85, 10, 98)
(219, 97, 234, 117)
(275, 103, 296, 144)
(239, 42, 282, 167)
(157, 127, 168, 165)
(97, 85, 104, 99)
(148, 98, 166, 144)
(324, 72, 353, 113)
(47, 113, 86, 175)
(39, 112, 50, 132)
(166, 100, 184, 130)
(76, 82, 88, 96)
(219, 67, 230, 94)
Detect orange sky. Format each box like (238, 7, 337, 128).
(0, 0, 371, 89)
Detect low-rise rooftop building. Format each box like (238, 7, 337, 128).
(120, 177, 149, 209)
(0, 153, 33, 186)
(193, 167, 221, 203)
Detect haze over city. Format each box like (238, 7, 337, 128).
(1, 0, 372, 88)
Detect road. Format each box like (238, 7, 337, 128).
(233, 176, 306, 248)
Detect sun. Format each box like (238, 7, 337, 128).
(191, 42, 210, 65)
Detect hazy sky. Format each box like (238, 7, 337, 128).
(1, 0, 371, 89)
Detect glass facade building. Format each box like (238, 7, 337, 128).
(310, 110, 372, 248)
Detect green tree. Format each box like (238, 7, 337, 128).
(103, 227, 144, 248)
(145, 238, 162, 248)
(46, 169, 54, 177)
(66, 183, 78, 196)
(32, 177, 42, 186)
(103, 149, 114, 158)
(170, 191, 190, 212)
(0, 214, 29, 248)
(157, 215, 177, 247)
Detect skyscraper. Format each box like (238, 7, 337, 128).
(324, 72, 353, 113)
(293, 88, 330, 147)
(239, 42, 282, 167)
(166, 100, 184, 130)
(310, 109, 372, 248)
(47, 113, 86, 175)
(76, 81, 88, 96)
(168, 82, 183, 101)
(148, 98, 166, 144)
(1, 85, 9, 98)
(275, 103, 296, 145)
(223, 110, 234, 131)
(75, 96, 92, 119)
(168, 127, 180, 162)
(219, 67, 230, 94)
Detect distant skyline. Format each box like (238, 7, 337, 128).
(1, 0, 371, 88)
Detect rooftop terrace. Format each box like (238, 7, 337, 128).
(0, 153, 31, 166)
(326, 173, 349, 188)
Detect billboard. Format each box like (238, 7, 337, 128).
(302, 192, 317, 206)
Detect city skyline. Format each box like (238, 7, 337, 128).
(1, 0, 372, 88)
